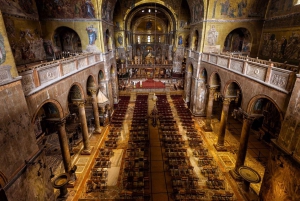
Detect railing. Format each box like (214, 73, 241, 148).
(18, 52, 104, 95)
(220, 52, 299, 72)
(127, 64, 173, 68)
(201, 52, 297, 93)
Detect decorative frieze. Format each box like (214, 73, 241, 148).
(270, 72, 288, 89)
(38, 67, 59, 84)
(246, 64, 267, 81)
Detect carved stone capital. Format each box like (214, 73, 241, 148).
(222, 97, 232, 105)
(88, 87, 98, 95)
(232, 107, 262, 122)
(56, 119, 67, 128)
(46, 118, 66, 128)
(72, 100, 86, 107)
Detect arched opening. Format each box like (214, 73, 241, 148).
(223, 28, 251, 54)
(65, 84, 86, 154)
(105, 29, 112, 51)
(86, 75, 96, 96)
(250, 98, 281, 142)
(192, 30, 199, 51)
(185, 35, 190, 48)
(98, 70, 104, 81)
(209, 72, 222, 120)
(53, 27, 82, 56)
(33, 102, 62, 138)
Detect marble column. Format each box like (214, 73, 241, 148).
(56, 119, 72, 174)
(203, 86, 217, 131)
(88, 88, 101, 134)
(73, 100, 91, 155)
(215, 98, 231, 151)
(230, 114, 255, 179)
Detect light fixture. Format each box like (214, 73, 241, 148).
(148, 9, 151, 13)
(142, 10, 144, 12)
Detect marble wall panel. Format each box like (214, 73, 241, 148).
(246, 63, 267, 81)
(38, 66, 59, 85)
(230, 60, 243, 73)
(209, 55, 217, 64)
(78, 58, 88, 69)
(217, 57, 229, 68)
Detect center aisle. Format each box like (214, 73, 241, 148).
(148, 95, 171, 201)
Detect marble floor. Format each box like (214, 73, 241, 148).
(52, 93, 271, 201)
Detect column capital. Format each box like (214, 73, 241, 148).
(45, 118, 66, 128)
(222, 97, 233, 105)
(207, 84, 219, 89)
(232, 108, 263, 121)
(88, 87, 98, 95)
(72, 99, 86, 107)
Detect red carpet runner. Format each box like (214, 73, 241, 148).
(136, 79, 165, 89)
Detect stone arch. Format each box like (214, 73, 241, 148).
(192, 30, 199, 51)
(198, 67, 208, 80)
(223, 80, 243, 107)
(68, 83, 85, 102)
(98, 70, 105, 81)
(53, 26, 82, 54)
(223, 27, 252, 53)
(208, 71, 221, 87)
(105, 29, 112, 51)
(247, 94, 283, 140)
(223, 80, 243, 97)
(32, 99, 64, 123)
(247, 95, 282, 118)
(86, 75, 97, 96)
(32, 100, 64, 138)
(110, 64, 116, 75)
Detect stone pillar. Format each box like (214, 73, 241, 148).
(56, 119, 72, 173)
(88, 88, 101, 134)
(215, 98, 231, 151)
(203, 86, 217, 131)
(230, 114, 255, 179)
(73, 100, 91, 155)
